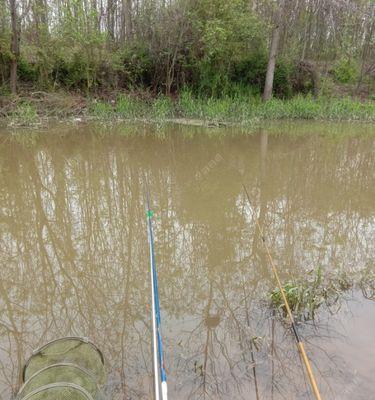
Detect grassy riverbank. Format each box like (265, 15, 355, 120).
(2, 90, 374, 127)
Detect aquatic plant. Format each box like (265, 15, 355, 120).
(270, 267, 353, 321)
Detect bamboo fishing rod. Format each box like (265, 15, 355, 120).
(242, 184, 323, 400)
(146, 189, 168, 400)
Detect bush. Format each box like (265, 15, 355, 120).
(18, 58, 38, 82)
(332, 58, 359, 84)
(320, 76, 336, 98)
(273, 59, 296, 98)
(232, 54, 296, 98)
(52, 53, 96, 90)
(232, 52, 267, 95)
(111, 44, 154, 89)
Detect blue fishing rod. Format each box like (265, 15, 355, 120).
(146, 189, 168, 400)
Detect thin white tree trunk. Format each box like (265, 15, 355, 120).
(9, 0, 19, 95)
(262, 3, 284, 102)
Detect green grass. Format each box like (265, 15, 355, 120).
(152, 96, 174, 119)
(177, 94, 375, 122)
(89, 100, 114, 119)
(9, 101, 39, 126)
(88, 92, 374, 124)
(4, 91, 375, 127)
(270, 267, 353, 321)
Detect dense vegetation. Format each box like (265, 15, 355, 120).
(0, 0, 374, 122)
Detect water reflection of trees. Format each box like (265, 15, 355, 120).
(0, 126, 374, 399)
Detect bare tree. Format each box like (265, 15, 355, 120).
(262, 1, 285, 102)
(9, 0, 20, 94)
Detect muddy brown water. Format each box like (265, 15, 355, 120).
(0, 121, 374, 400)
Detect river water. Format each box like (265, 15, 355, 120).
(0, 121, 374, 399)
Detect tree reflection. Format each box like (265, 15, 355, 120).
(0, 125, 373, 399)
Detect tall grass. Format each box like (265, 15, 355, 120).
(152, 96, 174, 119)
(10, 91, 374, 126)
(176, 91, 375, 122)
(9, 101, 39, 126)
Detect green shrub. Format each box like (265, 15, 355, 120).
(232, 52, 267, 95)
(18, 58, 38, 82)
(273, 59, 295, 98)
(332, 58, 359, 84)
(232, 54, 295, 98)
(0, 84, 11, 96)
(320, 76, 336, 98)
(52, 53, 95, 90)
(116, 44, 154, 87)
(196, 59, 231, 97)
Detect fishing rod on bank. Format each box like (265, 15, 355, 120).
(242, 184, 323, 400)
(145, 187, 168, 400)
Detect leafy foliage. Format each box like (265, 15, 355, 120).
(332, 58, 359, 84)
(0, 0, 373, 101)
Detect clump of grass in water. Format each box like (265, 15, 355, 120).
(9, 101, 39, 126)
(270, 267, 353, 321)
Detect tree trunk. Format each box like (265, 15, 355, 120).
(121, 0, 132, 41)
(298, 60, 320, 99)
(107, 0, 115, 42)
(356, 20, 374, 94)
(262, 3, 283, 102)
(125, 0, 132, 41)
(9, 0, 20, 95)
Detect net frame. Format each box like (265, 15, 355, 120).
(20, 382, 94, 400)
(18, 337, 106, 400)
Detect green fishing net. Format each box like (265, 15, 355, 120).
(18, 337, 106, 400)
(19, 383, 94, 400)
